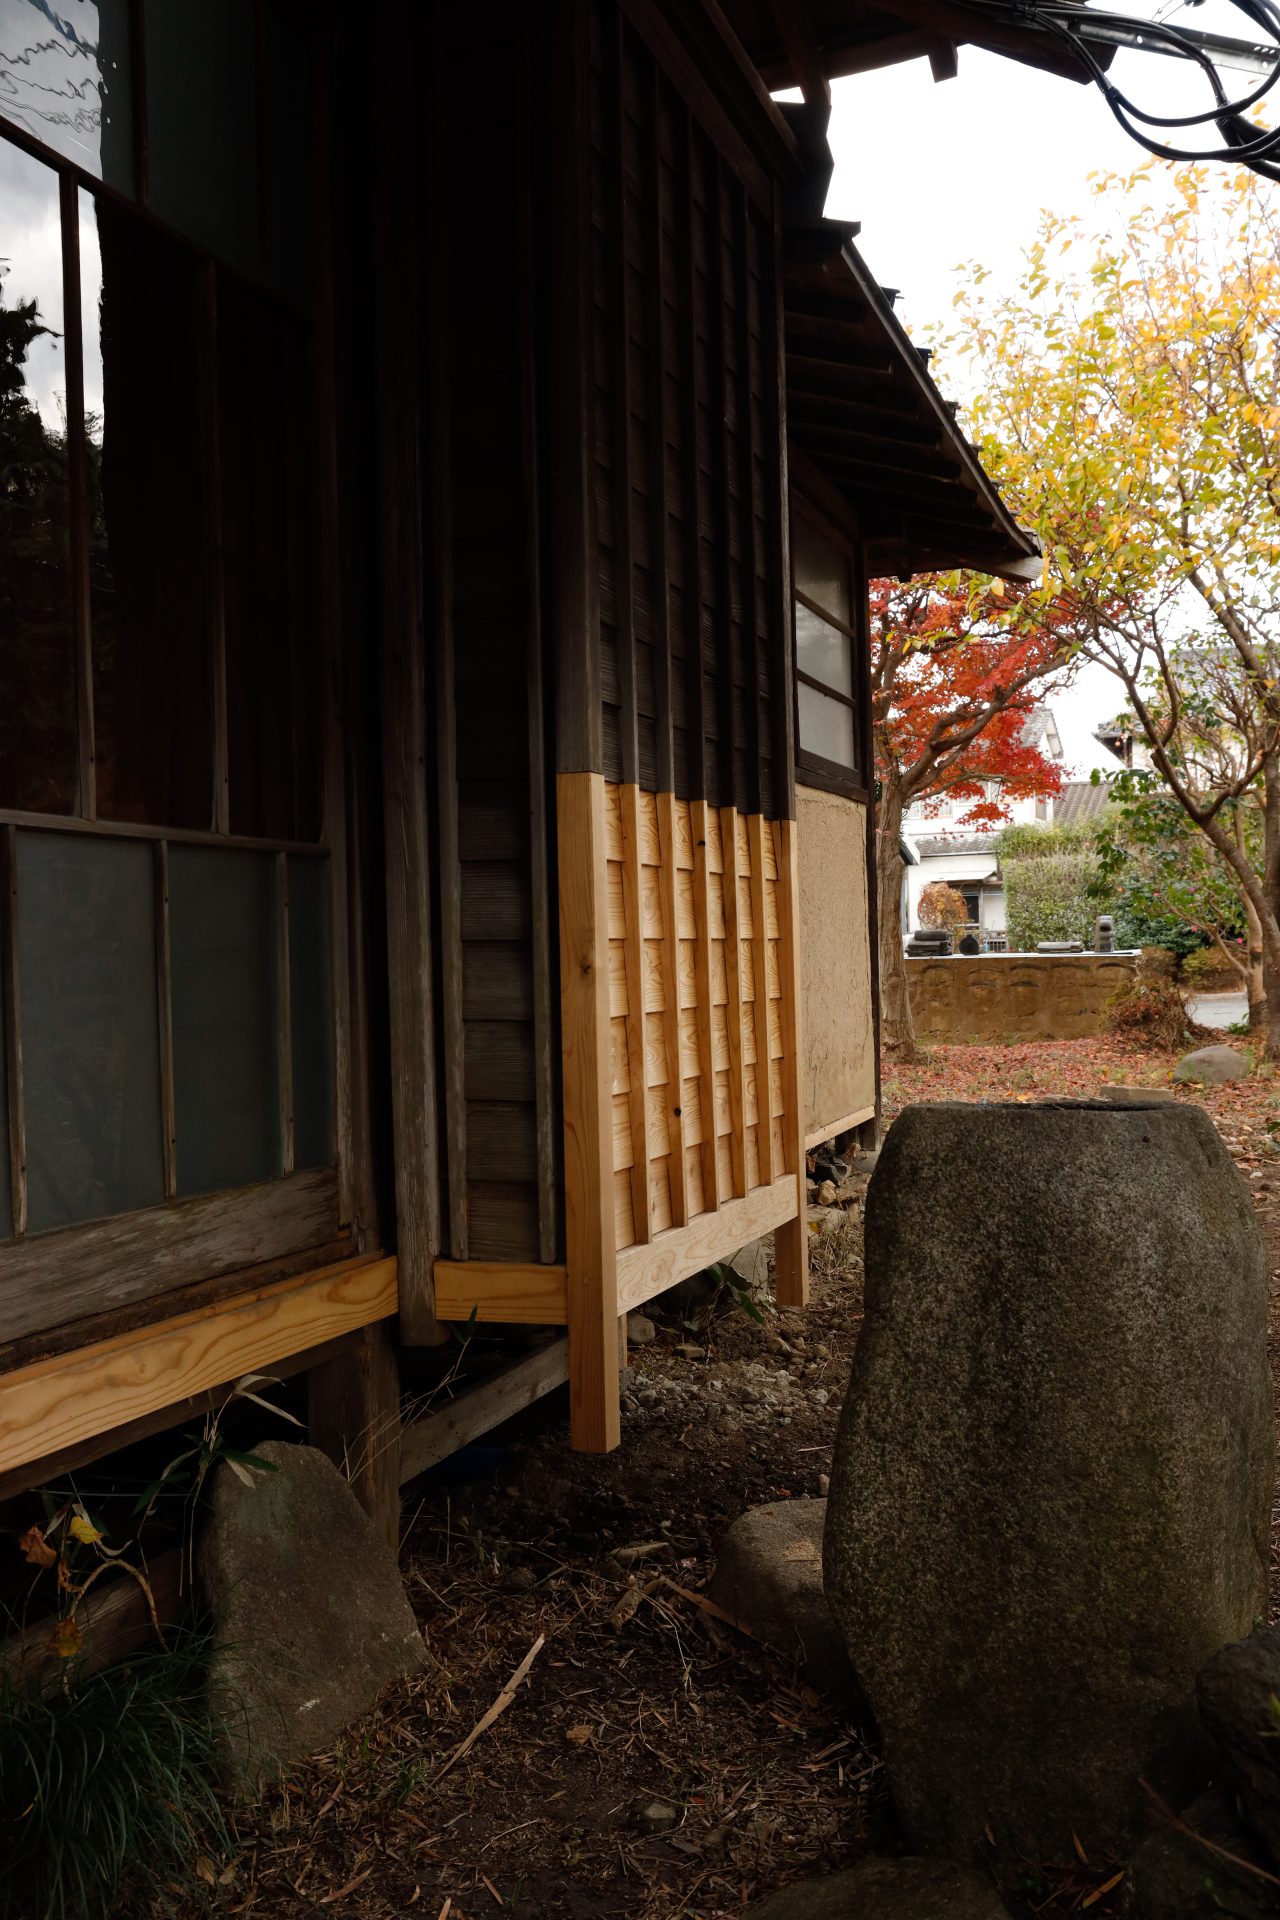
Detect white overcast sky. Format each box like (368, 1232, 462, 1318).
(812, 4, 1278, 777)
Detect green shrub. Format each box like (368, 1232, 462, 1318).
(0, 1634, 227, 1920)
(1003, 850, 1100, 950)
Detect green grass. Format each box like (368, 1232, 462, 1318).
(0, 1632, 228, 1920)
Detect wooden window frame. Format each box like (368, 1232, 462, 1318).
(792, 504, 869, 804)
(0, 24, 360, 1350)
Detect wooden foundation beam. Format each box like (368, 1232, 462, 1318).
(399, 1339, 570, 1483)
(557, 772, 621, 1453)
(308, 1320, 401, 1554)
(773, 818, 809, 1308)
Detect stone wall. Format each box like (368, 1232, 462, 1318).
(907, 952, 1139, 1042)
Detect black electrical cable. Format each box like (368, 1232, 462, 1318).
(952, 0, 1280, 175)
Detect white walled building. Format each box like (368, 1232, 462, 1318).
(901, 709, 1065, 942)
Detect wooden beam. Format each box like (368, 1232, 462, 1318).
(772, 818, 809, 1308)
(0, 1256, 397, 1483)
(767, 0, 832, 103)
(655, 792, 688, 1228)
(616, 1171, 799, 1313)
(399, 1339, 569, 1483)
(619, 784, 652, 1244)
(689, 799, 720, 1211)
(308, 1320, 401, 1554)
(2, 1549, 183, 1689)
(378, 100, 444, 1345)
(747, 812, 775, 1187)
(0, 1328, 363, 1503)
(557, 771, 620, 1453)
(433, 1259, 569, 1325)
(720, 806, 747, 1198)
(0, 1165, 342, 1348)
(805, 1105, 876, 1152)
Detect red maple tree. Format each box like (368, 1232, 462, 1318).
(872, 574, 1082, 1057)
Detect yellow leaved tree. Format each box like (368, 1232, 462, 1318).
(950, 164, 1280, 1050)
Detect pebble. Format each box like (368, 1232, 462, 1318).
(813, 1387, 830, 1406)
(627, 1313, 657, 1346)
(818, 1472, 830, 1495)
(637, 1388, 659, 1408)
(637, 1800, 678, 1833)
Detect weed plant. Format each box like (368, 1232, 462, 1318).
(0, 1632, 227, 1920)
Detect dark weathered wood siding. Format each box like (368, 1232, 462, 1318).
(579, 0, 794, 819)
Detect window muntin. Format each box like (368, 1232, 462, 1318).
(792, 508, 864, 795)
(0, 24, 336, 1268)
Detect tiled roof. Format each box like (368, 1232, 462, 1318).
(1055, 780, 1111, 825)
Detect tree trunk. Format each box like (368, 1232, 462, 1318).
(1241, 894, 1267, 1032)
(877, 779, 916, 1061)
(1260, 766, 1280, 1060)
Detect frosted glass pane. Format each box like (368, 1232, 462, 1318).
(795, 603, 853, 696)
(798, 682, 856, 769)
(17, 831, 163, 1231)
(170, 847, 279, 1195)
(0, 0, 134, 189)
(288, 856, 333, 1170)
(792, 515, 851, 625)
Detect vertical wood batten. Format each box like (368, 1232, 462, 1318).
(720, 803, 746, 1196)
(518, 64, 558, 1265)
(549, 0, 602, 777)
(655, 791, 688, 1225)
(746, 811, 774, 1184)
(708, 154, 736, 807)
(1, 827, 27, 1237)
(311, 44, 361, 1235)
(377, 95, 443, 1346)
(275, 852, 295, 1176)
(645, 61, 674, 796)
(732, 182, 762, 817)
(557, 772, 620, 1453)
(618, 784, 651, 1243)
(202, 262, 230, 837)
(608, 9, 639, 788)
(772, 815, 808, 1307)
(764, 182, 796, 814)
(680, 108, 707, 798)
(854, 541, 883, 1132)
(689, 798, 719, 1211)
(427, 174, 467, 1258)
(155, 841, 177, 1200)
(60, 174, 95, 823)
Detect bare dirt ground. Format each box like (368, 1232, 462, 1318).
(223, 1037, 1280, 1920)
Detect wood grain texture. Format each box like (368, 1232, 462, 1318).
(615, 1172, 798, 1313)
(655, 792, 688, 1226)
(0, 1255, 398, 1480)
(719, 805, 747, 1195)
(618, 784, 651, 1243)
(308, 1320, 401, 1552)
(747, 811, 775, 1184)
(556, 772, 620, 1451)
(771, 816, 808, 1307)
(688, 799, 720, 1210)
(378, 105, 443, 1345)
(805, 1106, 876, 1152)
(399, 1338, 569, 1481)
(433, 1259, 568, 1324)
(0, 1168, 342, 1346)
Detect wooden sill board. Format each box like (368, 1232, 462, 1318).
(804, 1105, 876, 1153)
(0, 1254, 397, 1481)
(432, 1174, 801, 1325)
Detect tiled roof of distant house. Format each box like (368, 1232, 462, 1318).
(1054, 780, 1112, 826)
(912, 834, 1000, 858)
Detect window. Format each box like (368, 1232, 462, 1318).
(792, 508, 865, 797)
(960, 888, 981, 925)
(0, 10, 341, 1332)
(1035, 796, 1050, 822)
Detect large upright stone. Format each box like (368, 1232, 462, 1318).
(824, 1100, 1272, 1863)
(200, 1440, 424, 1793)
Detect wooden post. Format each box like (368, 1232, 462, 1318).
(308, 1322, 401, 1555)
(773, 816, 809, 1307)
(557, 771, 621, 1453)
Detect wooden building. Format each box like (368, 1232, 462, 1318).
(0, 0, 1045, 1536)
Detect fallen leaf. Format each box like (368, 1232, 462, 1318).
(18, 1526, 57, 1568)
(50, 1615, 82, 1658)
(69, 1515, 104, 1546)
(565, 1724, 593, 1746)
